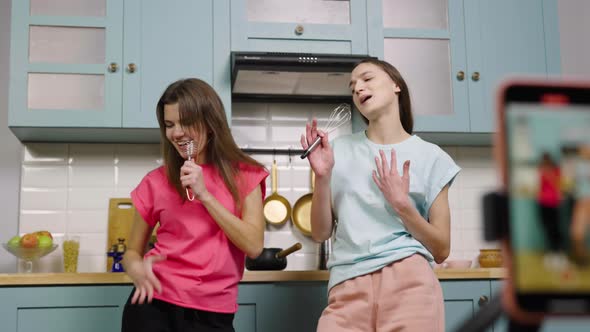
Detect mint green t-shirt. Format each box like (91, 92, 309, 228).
(328, 131, 461, 290)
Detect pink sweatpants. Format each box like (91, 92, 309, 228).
(317, 254, 444, 332)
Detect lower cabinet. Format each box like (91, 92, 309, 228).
(236, 283, 328, 332)
(442, 280, 492, 332)
(0, 285, 131, 332)
(1, 280, 588, 331)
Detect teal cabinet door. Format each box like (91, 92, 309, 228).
(367, 0, 471, 133)
(0, 286, 131, 332)
(441, 280, 491, 332)
(230, 0, 367, 55)
(466, 0, 561, 133)
(122, 0, 230, 128)
(237, 282, 327, 332)
(8, 0, 232, 142)
(8, 0, 124, 128)
(366, 0, 560, 138)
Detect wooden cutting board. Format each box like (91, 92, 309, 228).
(106, 198, 135, 272)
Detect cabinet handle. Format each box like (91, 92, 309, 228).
(108, 62, 118, 73)
(127, 63, 137, 73)
(472, 71, 480, 81)
(456, 71, 465, 81)
(478, 295, 489, 306)
(294, 24, 304, 36)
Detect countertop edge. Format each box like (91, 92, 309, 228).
(0, 269, 505, 286)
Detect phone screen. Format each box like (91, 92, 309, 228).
(505, 84, 590, 312)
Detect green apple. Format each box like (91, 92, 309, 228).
(37, 235, 53, 248)
(7, 235, 20, 247)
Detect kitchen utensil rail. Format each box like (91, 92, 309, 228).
(241, 147, 304, 155)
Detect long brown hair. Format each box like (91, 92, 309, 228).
(156, 78, 264, 207)
(352, 58, 413, 134)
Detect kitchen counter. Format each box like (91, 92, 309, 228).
(0, 268, 505, 286)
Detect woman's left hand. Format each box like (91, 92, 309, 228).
(180, 161, 209, 200)
(373, 149, 411, 213)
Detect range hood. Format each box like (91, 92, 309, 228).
(231, 52, 374, 101)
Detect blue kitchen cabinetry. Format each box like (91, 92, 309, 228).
(230, 0, 368, 55)
(442, 280, 492, 332)
(0, 285, 131, 332)
(8, 0, 231, 142)
(2, 280, 587, 331)
(0, 283, 326, 332)
(365, 0, 560, 136)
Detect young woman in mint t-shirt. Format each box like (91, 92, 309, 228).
(122, 78, 268, 332)
(301, 59, 460, 332)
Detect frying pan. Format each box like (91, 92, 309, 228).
(292, 170, 314, 236)
(263, 160, 291, 225)
(245, 242, 303, 270)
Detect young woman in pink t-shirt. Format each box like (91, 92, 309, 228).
(121, 78, 268, 332)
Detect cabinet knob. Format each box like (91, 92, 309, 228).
(108, 62, 118, 73)
(472, 71, 480, 81)
(456, 71, 465, 81)
(127, 63, 137, 73)
(478, 295, 489, 306)
(294, 24, 304, 36)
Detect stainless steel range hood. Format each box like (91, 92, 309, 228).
(231, 52, 374, 101)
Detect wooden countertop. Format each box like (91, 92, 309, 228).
(0, 268, 505, 286)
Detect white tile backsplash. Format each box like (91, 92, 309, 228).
(21, 165, 68, 187)
(17, 102, 499, 272)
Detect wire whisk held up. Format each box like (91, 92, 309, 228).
(184, 141, 196, 201)
(300, 103, 352, 159)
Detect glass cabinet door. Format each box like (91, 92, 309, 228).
(370, 0, 470, 132)
(9, 0, 123, 127)
(232, 0, 367, 54)
(246, 0, 350, 24)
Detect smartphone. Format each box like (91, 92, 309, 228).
(499, 79, 590, 314)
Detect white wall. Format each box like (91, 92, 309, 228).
(0, 0, 21, 272)
(558, 0, 590, 77)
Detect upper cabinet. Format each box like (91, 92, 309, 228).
(367, 0, 560, 135)
(7, 0, 561, 143)
(8, 0, 231, 142)
(230, 0, 368, 55)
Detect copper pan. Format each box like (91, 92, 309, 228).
(292, 170, 314, 236)
(263, 160, 291, 225)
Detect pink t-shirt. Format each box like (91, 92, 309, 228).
(130, 163, 268, 313)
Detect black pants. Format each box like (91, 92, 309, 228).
(539, 205, 562, 252)
(122, 291, 235, 332)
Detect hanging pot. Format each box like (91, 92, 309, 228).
(245, 242, 302, 271)
(292, 170, 314, 236)
(263, 160, 291, 225)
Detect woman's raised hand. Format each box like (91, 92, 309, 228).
(300, 118, 334, 177)
(373, 149, 411, 212)
(180, 161, 209, 200)
(128, 255, 166, 304)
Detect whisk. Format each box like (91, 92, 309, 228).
(300, 103, 352, 159)
(184, 141, 195, 201)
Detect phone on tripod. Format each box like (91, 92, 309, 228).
(498, 79, 590, 314)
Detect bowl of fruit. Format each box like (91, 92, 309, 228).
(3, 231, 58, 273)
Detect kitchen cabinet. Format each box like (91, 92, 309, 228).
(230, 0, 368, 55)
(0, 285, 130, 332)
(8, 0, 231, 142)
(366, 0, 560, 136)
(442, 280, 492, 332)
(236, 282, 328, 332)
(0, 283, 326, 332)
